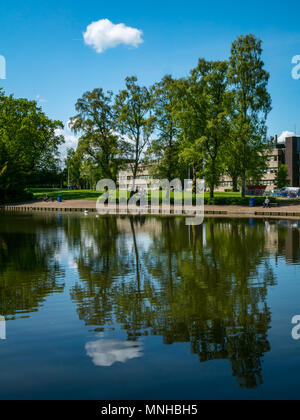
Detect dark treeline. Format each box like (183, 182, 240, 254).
(66, 34, 272, 198)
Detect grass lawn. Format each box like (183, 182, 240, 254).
(28, 188, 103, 201)
(29, 188, 245, 201)
(28, 188, 289, 206)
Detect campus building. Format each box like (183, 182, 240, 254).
(118, 135, 300, 192)
(218, 135, 300, 192)
(118, 164, 153, 190)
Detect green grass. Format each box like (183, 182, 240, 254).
(28, 188, 268, 206)
(28, 188, 103, 201)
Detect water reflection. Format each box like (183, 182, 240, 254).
(0, 214, 65, 319)
(1, 213, 300, 392)
(67, 217, 279, 388)
(85, 337, 144, 367)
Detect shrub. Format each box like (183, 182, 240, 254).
(203, 196, 276, 206)
(0, 189, 33, 204)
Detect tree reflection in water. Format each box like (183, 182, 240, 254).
(67, 216, 278, 389)
(0, 214, 65, 319)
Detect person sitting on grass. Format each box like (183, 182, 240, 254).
(263, 196, 270, 208)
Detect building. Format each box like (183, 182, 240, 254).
(118, 135, 300, 193)
(118, 164, 153, 191)
(218, 135, 300, 192)
(118, 164, 191, 192)
(285, 136, 300, 187)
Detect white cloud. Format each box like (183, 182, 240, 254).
(83, 19, 143, 53)
(278, 131, 296, 143)
(85, 339, 143, 367)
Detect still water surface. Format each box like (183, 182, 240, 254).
(0, 212, 300, 400)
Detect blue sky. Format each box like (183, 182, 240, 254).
(1, 0, 300, 151)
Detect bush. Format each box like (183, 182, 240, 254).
(140, 194, 276, 207)
(203, 196, 276, 206)
(0, 189, 33, 204)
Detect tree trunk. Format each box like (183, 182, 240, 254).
(210, 159, 216, 198)
(131, 164, 138, 196)
(241, 174, 246, 198)
(192, 166, 197, 195)
(210, 183, 214, 199)
(232, 176, 238, 192)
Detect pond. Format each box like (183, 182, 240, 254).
(0, 212, 300, 400)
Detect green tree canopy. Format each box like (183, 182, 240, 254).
(190, 59, 231, 197)
(70, 88, 126, 182)
(228, 34, 272, 196)
(275, 164, 290, 189)
(0, 89, 64, 202)
(146, 75, 185, 181)
(114, 76, 155, 185)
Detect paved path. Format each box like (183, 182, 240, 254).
(2, 200, 300, 218)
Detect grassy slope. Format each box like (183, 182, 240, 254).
(29, 188, 102, 201)
(28, 188, 290, 206)
(29, 188, 245, 201)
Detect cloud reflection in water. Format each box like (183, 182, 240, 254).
(85, 339, 143, 367)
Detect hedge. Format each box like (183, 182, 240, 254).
(111, 196, 277, 206)
(203, 196, 277, 206)
(0, 189, 33, 204)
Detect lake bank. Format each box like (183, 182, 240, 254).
(2, 199, 300, 219)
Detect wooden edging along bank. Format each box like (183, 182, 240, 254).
(1, 206, 226, 215)
(1, 205, 300, 218)
(1, 206, 97, 213)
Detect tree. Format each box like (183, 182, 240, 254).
(275, 164, 289, 189)
(65, 148, 82, 187)
(114, 76, 155, 188)
(228, 35, 272, 197)
(0, 89, 64, 202)
(223, 130, 241, 192)
(70, 88, 124, 182)
(80, 158, 99, 189)
(174, 60, 231, 197)
(174, 76, 206, 191)
(191, 59, 231, 198)
(147, 75, 183, 181)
